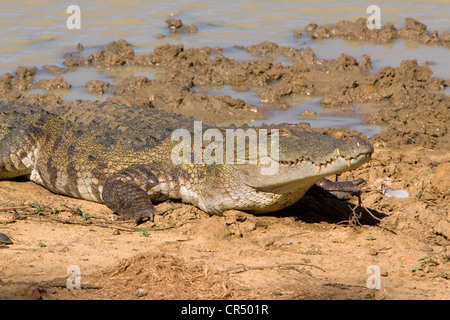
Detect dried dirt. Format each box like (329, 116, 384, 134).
(0, 18, 448, 300)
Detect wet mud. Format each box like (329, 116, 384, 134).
(303, 17, 450, 47)
(0, 18, 448, 300)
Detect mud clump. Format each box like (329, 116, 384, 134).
(63, 39, 135, 68)
(86, 80, 109, 95)
(165, 18, 197, 35)
(42, 65, 67, 75)
(35, 76, 71, 90)
(165, 18, 183, 30)
(398, 17, 447, 44)
(0, 66, 35, 95)
(95, 39, 135, 67)
(304, 17, 450, 47)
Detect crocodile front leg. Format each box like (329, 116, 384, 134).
(316, 177, 366, 200)
(102, 164, 160, 224)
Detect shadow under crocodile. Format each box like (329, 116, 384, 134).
(9, 176, 386, 226)
(269, 185, 387, 226)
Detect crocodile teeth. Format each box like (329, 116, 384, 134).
(347, 159, 352, 167)
(316, 165, 321, 174)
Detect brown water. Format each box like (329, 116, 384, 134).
(0, 0, 448, 135)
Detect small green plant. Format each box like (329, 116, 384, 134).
(54, 203, 68, 214)
(32, 201, 42, 213)
(38, 242, 47, 247)
(416, 180, 425, 199)
(69, 205, 82, 215)
(370, 286, 378, 299)
(68, 205, 89, 220)
(81, 210, 89, 221)
(411, 266, 422, 272)
(139, 228, 149, 237)
(365, 235, 376, 241)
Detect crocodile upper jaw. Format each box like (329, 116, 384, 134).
(232, 140, 373, 192)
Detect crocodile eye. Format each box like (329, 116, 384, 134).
(279, 130, 289, 137)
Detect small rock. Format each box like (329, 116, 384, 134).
(0, 233, 13, 245)
(135, 288, 148, 297)
(30, 287, 48, 300)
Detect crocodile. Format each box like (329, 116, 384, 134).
(0, 101, 373, 223)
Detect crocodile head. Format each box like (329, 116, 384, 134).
(231, 126, 373, 193)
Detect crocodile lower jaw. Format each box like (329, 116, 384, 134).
(278, 152, 372, 175)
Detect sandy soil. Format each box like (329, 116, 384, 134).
(0, 18, 448, 300)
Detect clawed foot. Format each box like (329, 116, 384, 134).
(316, 177, 366, 200)
(114, 207, 157, 225)
(102, 164, 161, 225)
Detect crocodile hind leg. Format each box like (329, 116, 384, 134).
(102, 164, 160, 224)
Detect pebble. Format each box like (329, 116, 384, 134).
(0, 233, 13, 245)
(135, 288, 148, 297)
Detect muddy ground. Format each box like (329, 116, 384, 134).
(0, 18, 449, 300)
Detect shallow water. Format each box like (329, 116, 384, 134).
(0, 0, 448, 136)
